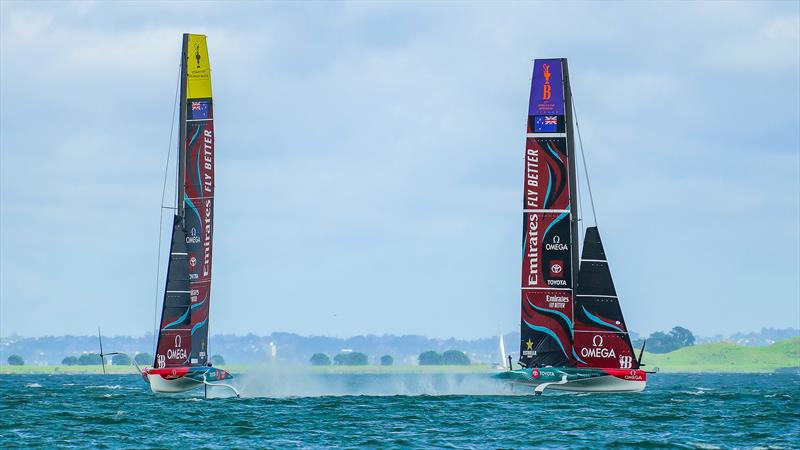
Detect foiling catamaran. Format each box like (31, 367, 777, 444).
(494, 58, 651, 394)
(140, 34, 238, 397)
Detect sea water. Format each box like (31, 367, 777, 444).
(1, 372, 798, 448)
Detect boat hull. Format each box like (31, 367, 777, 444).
(494, 367, 646, 393)
(144, 366, 233, 394)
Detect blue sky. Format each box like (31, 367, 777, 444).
(1, 1, 798, 339)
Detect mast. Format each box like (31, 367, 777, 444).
(177, 34, 189, 221)
(562, 59, 580, 281)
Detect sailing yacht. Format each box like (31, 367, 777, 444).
(494, 59, 649, 394)
(142, 34, 237, 396)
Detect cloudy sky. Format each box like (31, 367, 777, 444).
(1, 1, 798, 339)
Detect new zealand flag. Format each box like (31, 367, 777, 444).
(190, 100, 210, 120)
(533, 115, 558, 133)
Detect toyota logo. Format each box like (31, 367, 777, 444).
(551, 264, 563, 274)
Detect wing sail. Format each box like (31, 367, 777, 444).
(518, 59, 577, 368)
(154, 34, 214, 369)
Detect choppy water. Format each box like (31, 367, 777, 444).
(1, 372, 798, 448)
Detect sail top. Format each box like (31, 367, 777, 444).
(579, 226, 606, 261)
(528, 58, 565, 117)
(186, 34, 212, 100)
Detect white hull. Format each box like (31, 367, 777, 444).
(496, 367, 648, 394)
(146, 373, 203, 393)
(548, 375, 645, 393)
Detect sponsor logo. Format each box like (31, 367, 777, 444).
(525, 214, 540, 286)
(542, 64, 552, 100)
(549, 260, 564, 278)
(202, 129, 213, 194)
(157, 354, 165, 368)
(624, 370, 643, 381)
(522, 338, 536, 357)
(579, 334, 617, 359)
(203, 198, 212, 277)
(539, 370, 556, 377)
(530, 368, 539, 378)
(525, 147, 539, 208)
(546, 293, 569, 309)
(166, 334, 187, 361)
(186, 227, 201, 244)
(545, 235, 568, 251)
(619, 355, 634, 369)
(189, 254, 198, 268)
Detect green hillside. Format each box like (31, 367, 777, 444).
(644, 337, 800, 373)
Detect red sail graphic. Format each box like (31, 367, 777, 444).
(523, 138, 570, 211)
(518, 59, 577, 368)
(573, 332, 638, 369)
(184, 109, 214, 366)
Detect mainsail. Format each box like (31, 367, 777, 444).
(519, 58, 578, 368)
(518, 59, 636, 370)
(154, 34, 215, 369)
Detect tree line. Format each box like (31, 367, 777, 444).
(633, 326, 696, 354)
(4, 353, 228, 367)
(309, 350, 471, 366)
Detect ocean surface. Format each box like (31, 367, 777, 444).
(1, 371, 798, 448)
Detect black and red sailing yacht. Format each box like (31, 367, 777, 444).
(142, 34, 237, 396)
(495, 59, 648, 394)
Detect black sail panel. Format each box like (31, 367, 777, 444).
(573, 226, 639, 369)
(154, 215, 192, 368)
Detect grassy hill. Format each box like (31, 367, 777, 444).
(644, 337, 800, 373)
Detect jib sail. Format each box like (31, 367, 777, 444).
(572, 227, 639, 369)
(154, 34, 215, 369)
(519, 59, 580, 368)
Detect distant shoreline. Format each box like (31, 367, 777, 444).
(0, 364, 492, 375)
(3, 338, 797, 375)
